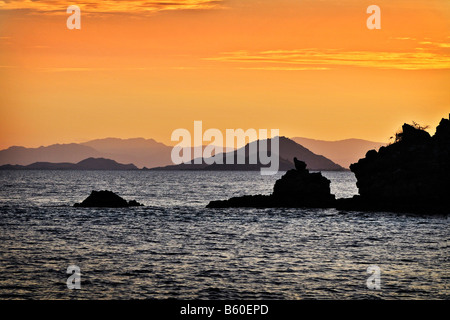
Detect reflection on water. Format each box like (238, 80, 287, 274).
(0, 170, 448, 299)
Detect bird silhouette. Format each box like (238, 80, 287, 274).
(294, 157, 306, 171)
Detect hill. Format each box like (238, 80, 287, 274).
(0, 144, 102, 166)
(152, 137, 344, 171)
(291, 137, 386, 168)
(80, 138, 172, 168)
(0, 138, 233, 169)
(0, 158, 137, 170)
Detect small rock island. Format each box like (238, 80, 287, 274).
(208, 114, 450, 214)
(207, 159, 335, 208)
(74, 190, 143, 208)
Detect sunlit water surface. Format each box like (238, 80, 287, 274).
(0, 170, 448, 299)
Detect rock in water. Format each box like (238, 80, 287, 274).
(272, 163, 335, 207)
(207, 159, 335, 208)
(337, 114, 450, 214)
(207, 114, 450, 214)
(74, 190, 143, 208)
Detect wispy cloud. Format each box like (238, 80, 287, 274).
(0, 0, 223, 14)
(417, 40, 450, 49)
(391, 37, 417, 41)
(206, 47, 450, 70)
(35, 66, 158, 72)
(238, 66, 330, 71)
(37, 67, 94, 72)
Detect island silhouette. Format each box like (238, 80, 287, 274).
(0, 158, 138, 170)
(74, 190, 143, 208)
(292, 137, 386, 169)
(207, 158, 335, 209)
(207, 114, 450, 214)
(151, 137, 345, 171)
(1, 137, 378, 170)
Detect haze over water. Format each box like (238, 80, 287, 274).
(0, 170, 448, 299)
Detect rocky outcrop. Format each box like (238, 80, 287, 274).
(74, 190, 143, 208)
(337, 114, 450, 214)
(207, 114, 450, 214)
(207, 159, 335, 208)
(272, 162, 335, 207)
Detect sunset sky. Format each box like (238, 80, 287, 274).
(0, 0, 449, 149)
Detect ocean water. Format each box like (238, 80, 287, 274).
(0, 170, 448, 300)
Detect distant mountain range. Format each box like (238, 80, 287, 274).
(0, 136, 382, 171)
(81, 138, 171, 168)
(292, 137, 386, 168)
(152, 137, 345, 171)
(0, 138, 171, 169)
(0, 138, 233, 169)
(0, 158, 137, 170)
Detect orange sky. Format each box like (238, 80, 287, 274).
(0, 0, 449, 148)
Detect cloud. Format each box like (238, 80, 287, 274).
(417, 40, 450, 49)
(206, 47, 450, 70)
(35, 67, 158, 72)
(36, 67, 94, 72)
(0, 0, 223, 14)
(391, 37, 417, 41)
(238, 66, 330, 71)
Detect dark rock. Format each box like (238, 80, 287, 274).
(272, 165, 335, 207)
(207, 159, 335, 208)
(74, 190, 143, 208)
(338, 114, 450, 214)
(207, 114, 450, 214)
(207, 195, 274, 208)
(398, 123, 431, 144)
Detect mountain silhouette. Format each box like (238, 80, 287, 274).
(2, 137, 369, 171)
(0, 138, 173, 168)
(0, 158, 137, 170)
(291, 137, 386, 169)
(152, 137, 344, 171)
(80, 138, 172, 168)
(0, 138, 234, 169)
(0, 143, 102, 166)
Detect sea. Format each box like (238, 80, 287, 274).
(0, 170, 448, 299)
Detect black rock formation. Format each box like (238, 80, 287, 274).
(207, 159, 335, 208)
(74, 190, 143, 208)
(337, 114, 450, 214)
(272, 164, 335, 207)
(207, 114, 450, 214)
